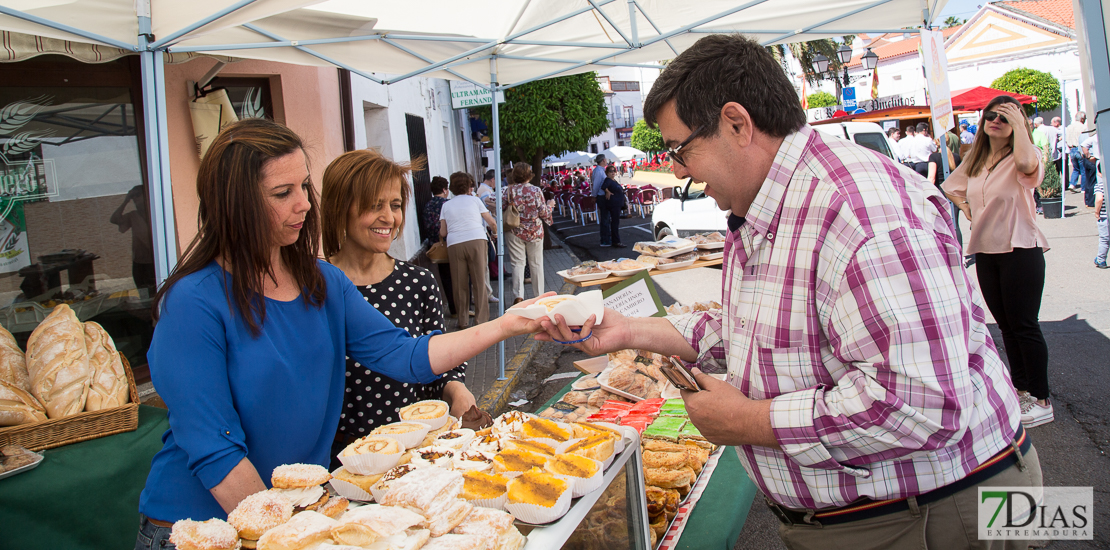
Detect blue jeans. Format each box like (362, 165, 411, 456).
(135, 514, 175, 550)
(596, 195, 611, 245)
(1070, 147, 1084, 189)
(1098, 216, 1109, 263)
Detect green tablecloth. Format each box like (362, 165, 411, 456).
(0, 405, 169, 550)
(540, 378, 758, 550)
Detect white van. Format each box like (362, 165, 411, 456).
(651, 121, 897, 239)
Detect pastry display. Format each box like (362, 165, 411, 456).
(598, 258, 649, 273)
(632, 237, 695, 257)
(0, 326, 29, 392)
(503, 438, 556, 457)
(169, 518, 240, 550)
(505, 470, 572, 523)
(422, 416, 462, 447)
(270, 463, 331, 512)
(506, 290, 605, 326)
(564, 434, 615, 463)
(420, 533, 486, 550)
(450, 507, 526, 550)
(664, 300, 722, 315)
(688, 231, 725, 245)
(399, 400, 449, 429)
(466, 433, 509, 454)
(331, 466, 383, 495)
(570, 373, 600, 392)
(369, 464, 418, 502)
(0, 444, 41, 475)
(491, 410, 529, 435)
(25, 304, 91, 419)
(604, 366, 661, 400)
(227, 490, 294, 548)
(339, 435, 405, 475)
(424, 498, 475, 537)
(82, 321, 128, 411)
(256, 510, 337, 550)
(330, 504, 427, 548)
(318, 496, 349, 519)
(371, 421, 432, 449)
(379, 466, 464, 515)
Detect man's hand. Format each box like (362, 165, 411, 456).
(535, 308, 631, 356)
(681, 368, 779, 448)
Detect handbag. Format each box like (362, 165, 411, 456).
(503, 186, 521, 230)
(427, 240, 449, 263)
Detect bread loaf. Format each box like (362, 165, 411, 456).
(0, 326, 30, 392)
(25, 304, 90, 419)
(83, 321, 127, 411)
(0, 379, 47, 426)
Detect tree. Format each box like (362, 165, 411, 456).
(766, 37, 855, 99)
(991, 68, 1061, 115)
(630, 119, 664, 152)
(943, 16, 966, 28)
(807, 91, 838, 108)
(473, 72, 609, 182)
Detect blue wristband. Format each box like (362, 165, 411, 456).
(552, 331, 593, 345)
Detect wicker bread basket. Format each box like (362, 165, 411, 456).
(0, 352, 140, 451)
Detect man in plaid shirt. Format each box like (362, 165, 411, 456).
(539, 35, 1039, 549)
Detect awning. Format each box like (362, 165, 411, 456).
(950, 86, 1036, 111)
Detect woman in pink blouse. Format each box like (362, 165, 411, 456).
(943, 95, 1052, 428)
(503, 162, 554, 304)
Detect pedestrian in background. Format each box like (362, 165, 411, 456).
(1081, 133, 1100, 207)
(1067, 111, 1087, 192)
(960, 120, 974, 144)
(943, 95, 1053, 428)
(910, 122, 937, 177)
(591, 154, 612, 247)
(1094, 167, 1108, 269)
(502, 162, 553, 304)
(439, 172, 496, 328)
(601, 164, 626, 248)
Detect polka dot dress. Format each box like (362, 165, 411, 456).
(337, 261, 466, 436)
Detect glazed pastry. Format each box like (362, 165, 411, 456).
(460, 470, 509, 501)
(372, 421, 429, 437)
(571, 422, 620, 442)
(564, 435, 615, 463)
(270, 463, 330, 510)
(227, 490, 294, 546)
(642, 450, 688, 470)
(330, 504, 426, 547)
(492, 448, 548, 473)
(370, 464, 417, 497)
(644, 466, 695, 489)
(256, 511, 337, 550)
(318, 495, 349, 519)
(332, 466, 383, 494)
(520, 418, 571, 442)
(410, 446, 455, 469)
(399, 400, 449, 423)
(420, 533, 486, 550)
(503, 438, 556, 457)
(423, 498, 474, 537)
(379, 466, 464, 514)
(451, 507, 526, 550)
(545, 453, 600, 479)
(169, 518, 240, 550)
(506, 470, 569, 508)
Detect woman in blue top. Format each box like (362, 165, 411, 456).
(135, 119, 543, 546)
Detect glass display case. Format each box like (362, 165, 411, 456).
(519, 426, 651, 550)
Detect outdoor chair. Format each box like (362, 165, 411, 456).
(626, 188, 644, 217)
(639, 188, 658, 216)
(578, 195, 598, 226)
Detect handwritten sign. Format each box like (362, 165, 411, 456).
(602, 270, 666, 317)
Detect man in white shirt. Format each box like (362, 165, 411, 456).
(908, 122, 937, 176)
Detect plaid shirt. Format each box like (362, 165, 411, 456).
(669, 126, 1021, 510)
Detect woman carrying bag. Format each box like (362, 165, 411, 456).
(502, 162, 554, 304)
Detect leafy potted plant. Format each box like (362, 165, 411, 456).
(1039, 152, 1063, 218)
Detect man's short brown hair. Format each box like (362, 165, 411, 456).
(643, 34, 805, 139)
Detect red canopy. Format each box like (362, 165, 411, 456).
(949, 87, 1036, 111)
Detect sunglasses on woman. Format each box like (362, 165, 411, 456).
(983, 111, 1008, 124)
(667, 125, 706, 167)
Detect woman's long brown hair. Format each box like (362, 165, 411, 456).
(964, 95, 1036, 177)
(153, 118, 327, 337)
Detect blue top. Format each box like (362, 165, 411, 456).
(602, 177, 625, 207)
(138, 260, 438, 522)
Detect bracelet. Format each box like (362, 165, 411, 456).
(552, 331, 593, 345)
(959, 200, 969, 205)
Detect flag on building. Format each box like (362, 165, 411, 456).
(871, 65, 879, 99)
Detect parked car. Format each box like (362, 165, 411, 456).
(651, 122, 897, 240)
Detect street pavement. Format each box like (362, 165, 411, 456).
(546, 182, 1110, 549)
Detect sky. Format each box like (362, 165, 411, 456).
(937, 0, 989, 23)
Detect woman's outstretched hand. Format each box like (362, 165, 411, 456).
(535, 307, 630, 357)
(495, 291, 556, 337)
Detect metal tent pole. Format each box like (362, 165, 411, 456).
(491, 57, 507, 380)
(138, 4, 178, 286)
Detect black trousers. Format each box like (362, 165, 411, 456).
(607, 200, 624, 245)
(976, 247, 1049, 399)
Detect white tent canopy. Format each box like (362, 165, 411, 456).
(602, 146, 647, 162)
(556, 151, 596, 167)
(1, 0, 947, 90)
(0, 0, 949, 378)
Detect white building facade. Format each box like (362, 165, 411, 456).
(589, 67, 660, 154)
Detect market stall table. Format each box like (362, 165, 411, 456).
(562, 258, 724, 292)
(0, 405, 169, 550)
(538, 376, 757, 549)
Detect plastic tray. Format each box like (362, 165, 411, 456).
(654, 258, 697, 270)
(696, 251, 723, 261)
(597, 369, 648, 402)
(695, 241, 725, 250)
(0, 449, 44, 480)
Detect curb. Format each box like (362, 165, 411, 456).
(476, 234, 581, 416)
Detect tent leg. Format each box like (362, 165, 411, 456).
(492, 58, 507, 381)
(138, 28, 177, 287)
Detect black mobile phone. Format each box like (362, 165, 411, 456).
(661, 355, 703, 392)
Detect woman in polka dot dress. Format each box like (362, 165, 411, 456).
(321, 150, 481, 450)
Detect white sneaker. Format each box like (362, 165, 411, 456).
(489, 295, 500, 303)
(1017, 391, 1036, 411)
(1021, 399, 1054, 428)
